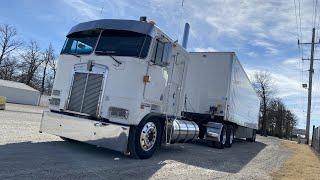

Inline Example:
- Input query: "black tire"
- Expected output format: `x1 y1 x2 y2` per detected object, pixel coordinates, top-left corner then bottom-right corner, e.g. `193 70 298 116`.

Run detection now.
214 125 226 149
252 130 256 142
128 118 162 159
225 125 234 148
246 130 256 142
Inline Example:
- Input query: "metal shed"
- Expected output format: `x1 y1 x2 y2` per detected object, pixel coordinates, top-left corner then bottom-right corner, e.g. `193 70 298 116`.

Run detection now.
0 79 40 106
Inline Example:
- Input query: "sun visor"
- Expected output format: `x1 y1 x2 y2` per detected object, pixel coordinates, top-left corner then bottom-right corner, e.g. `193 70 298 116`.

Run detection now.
67 19 155 37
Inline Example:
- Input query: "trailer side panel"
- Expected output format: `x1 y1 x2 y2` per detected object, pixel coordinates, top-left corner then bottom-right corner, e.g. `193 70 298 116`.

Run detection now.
227 55 259 129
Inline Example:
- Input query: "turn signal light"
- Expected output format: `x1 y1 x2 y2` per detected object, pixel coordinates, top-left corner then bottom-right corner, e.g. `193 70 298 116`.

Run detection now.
143 75 151 83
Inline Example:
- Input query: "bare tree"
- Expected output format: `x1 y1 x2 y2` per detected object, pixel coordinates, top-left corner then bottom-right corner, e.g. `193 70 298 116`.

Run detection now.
266 98 297 139
284 110 297 139
252 71 274 136
0 24 23 66
20 40 43 86
41 44 55 94
0 57 18 80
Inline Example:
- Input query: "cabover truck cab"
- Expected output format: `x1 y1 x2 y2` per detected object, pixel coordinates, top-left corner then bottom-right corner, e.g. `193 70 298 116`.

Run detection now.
40 18 194 159
40 18 260 159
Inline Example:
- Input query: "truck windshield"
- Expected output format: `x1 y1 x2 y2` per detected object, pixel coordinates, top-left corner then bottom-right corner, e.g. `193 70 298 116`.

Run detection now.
61 30 100 55
95 30 151 58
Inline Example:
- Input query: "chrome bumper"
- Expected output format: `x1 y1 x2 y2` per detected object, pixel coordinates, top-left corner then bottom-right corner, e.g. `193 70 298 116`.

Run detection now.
40 111 130 153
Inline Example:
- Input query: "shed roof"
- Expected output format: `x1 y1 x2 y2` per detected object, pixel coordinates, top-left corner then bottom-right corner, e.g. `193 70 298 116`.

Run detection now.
0 79 39 92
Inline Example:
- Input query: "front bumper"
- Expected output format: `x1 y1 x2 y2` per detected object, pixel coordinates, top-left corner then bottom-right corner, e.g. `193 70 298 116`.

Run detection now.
40 111 130 153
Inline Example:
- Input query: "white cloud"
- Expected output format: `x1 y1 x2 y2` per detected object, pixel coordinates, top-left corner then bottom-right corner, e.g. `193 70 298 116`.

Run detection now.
62 0 102 20
247 52 257 57
193 47 217 52
250 39 279 55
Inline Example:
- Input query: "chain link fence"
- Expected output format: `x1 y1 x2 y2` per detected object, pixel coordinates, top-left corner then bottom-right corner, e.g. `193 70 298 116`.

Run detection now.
311 125 320 153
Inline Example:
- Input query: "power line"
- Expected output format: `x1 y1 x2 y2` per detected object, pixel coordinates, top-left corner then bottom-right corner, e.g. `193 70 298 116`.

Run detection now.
295 0 320 144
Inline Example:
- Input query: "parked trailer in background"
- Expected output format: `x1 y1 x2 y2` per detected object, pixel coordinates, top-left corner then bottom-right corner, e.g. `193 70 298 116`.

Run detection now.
182 52 260 148
40 17 260 159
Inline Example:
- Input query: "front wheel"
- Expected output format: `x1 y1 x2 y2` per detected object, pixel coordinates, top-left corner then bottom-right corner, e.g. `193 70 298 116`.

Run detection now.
128 118 161 159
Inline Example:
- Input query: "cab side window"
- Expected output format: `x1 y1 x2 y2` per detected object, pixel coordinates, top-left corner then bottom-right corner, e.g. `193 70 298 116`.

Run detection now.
152 39 165 64
151 39 172 66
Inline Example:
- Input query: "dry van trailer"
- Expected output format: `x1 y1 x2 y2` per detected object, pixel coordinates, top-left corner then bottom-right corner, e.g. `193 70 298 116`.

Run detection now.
182 52 260 148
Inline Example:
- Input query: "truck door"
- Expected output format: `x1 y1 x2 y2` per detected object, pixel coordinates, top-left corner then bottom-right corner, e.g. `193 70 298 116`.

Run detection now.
143 38 172 108
165 53 186 116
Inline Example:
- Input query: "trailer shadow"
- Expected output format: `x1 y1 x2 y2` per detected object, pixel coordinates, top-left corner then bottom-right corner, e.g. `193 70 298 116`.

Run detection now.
0 139 266 179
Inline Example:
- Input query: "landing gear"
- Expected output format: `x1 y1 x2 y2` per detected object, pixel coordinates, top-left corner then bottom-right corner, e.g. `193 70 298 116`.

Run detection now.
128 118 161 159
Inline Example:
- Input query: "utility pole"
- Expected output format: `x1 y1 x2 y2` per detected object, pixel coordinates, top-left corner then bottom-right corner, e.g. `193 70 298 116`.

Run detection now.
299 28 317 144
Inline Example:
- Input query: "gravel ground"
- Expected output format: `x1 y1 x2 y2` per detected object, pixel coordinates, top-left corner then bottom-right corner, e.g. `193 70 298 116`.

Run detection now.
0 103 292 180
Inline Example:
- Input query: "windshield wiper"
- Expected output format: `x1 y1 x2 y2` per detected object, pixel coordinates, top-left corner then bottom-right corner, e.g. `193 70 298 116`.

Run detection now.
95 51 122 65
110 55 122 65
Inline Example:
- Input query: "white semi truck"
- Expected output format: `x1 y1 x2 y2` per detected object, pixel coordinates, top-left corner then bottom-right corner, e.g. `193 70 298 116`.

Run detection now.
40 17 260 159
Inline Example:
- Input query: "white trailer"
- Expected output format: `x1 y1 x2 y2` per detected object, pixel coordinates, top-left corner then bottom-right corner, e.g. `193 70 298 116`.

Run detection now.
182 52 260 148
40 17 260 159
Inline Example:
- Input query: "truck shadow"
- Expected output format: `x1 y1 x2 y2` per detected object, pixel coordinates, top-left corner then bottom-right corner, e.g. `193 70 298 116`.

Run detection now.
0 139 266 179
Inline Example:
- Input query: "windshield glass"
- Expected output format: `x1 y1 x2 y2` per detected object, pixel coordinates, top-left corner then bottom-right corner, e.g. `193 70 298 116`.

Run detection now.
61 30 100 55
95 30 151 58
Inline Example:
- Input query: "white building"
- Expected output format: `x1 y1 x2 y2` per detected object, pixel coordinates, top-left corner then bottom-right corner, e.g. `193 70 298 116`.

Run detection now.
0 79 40 106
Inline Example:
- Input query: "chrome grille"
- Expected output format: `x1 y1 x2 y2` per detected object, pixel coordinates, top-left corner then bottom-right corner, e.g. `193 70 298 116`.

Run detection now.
67 72 104 116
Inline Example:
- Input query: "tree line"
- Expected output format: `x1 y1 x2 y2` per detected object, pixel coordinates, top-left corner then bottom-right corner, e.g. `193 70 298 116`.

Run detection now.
253 71 298 139
0 24 57 94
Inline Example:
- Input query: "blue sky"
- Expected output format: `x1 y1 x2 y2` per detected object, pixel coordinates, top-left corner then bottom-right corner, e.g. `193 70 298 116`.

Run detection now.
1 0 319 129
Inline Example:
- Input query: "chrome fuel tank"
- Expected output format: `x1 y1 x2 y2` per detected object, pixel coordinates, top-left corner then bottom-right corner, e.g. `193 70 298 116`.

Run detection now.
168 119 199 143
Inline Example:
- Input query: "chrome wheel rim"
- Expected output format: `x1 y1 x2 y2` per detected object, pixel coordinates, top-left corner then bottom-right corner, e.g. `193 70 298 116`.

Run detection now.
140 122 157 151
222 129 227 145
230 130 234 144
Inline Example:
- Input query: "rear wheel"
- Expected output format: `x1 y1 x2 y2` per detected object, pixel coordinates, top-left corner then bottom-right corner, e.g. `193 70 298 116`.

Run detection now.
246 130 256 142
128 118 161 159
215 125 226 149
225 126 234 148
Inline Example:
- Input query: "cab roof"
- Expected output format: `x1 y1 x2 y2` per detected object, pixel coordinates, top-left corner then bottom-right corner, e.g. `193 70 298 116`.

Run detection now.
67 19 155 37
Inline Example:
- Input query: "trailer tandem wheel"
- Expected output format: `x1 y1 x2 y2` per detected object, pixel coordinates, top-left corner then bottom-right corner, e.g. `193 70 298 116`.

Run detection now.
214 125 226 149
225 125 234 148
246 129 256 142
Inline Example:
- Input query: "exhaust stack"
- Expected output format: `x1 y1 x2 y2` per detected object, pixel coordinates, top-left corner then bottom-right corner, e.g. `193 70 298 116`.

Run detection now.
182 23 190 49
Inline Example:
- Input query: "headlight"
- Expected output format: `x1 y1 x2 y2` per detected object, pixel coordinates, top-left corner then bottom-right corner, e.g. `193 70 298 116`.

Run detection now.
51 90 61 96
108 107 129 119
49 98 60 106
